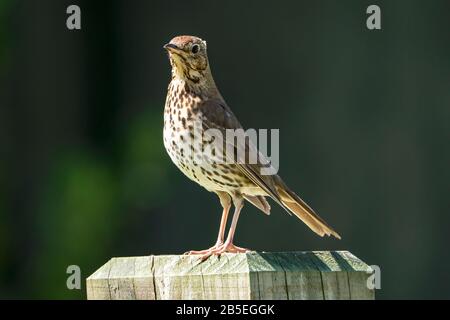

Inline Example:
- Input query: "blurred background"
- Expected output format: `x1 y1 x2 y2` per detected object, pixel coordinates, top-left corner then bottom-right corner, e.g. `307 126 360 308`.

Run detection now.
1 0 449 299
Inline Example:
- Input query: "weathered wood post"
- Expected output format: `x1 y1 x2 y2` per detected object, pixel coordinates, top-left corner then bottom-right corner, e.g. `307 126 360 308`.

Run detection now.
86 251 375 300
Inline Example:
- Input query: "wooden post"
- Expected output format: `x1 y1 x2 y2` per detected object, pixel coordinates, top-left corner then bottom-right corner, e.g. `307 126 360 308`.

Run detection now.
86 251 375 300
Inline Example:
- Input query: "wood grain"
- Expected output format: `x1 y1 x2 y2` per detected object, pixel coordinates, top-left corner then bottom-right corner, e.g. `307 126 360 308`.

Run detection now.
86 251 375 300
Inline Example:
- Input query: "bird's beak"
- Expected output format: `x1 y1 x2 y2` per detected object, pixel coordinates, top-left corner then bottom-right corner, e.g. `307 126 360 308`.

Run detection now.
163 43 182 53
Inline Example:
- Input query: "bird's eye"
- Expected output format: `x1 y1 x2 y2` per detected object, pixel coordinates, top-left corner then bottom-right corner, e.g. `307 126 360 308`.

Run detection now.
191 44 200 54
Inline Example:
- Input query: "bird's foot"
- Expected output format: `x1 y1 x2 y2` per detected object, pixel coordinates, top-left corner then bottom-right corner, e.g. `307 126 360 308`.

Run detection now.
200 241 251 261
184 241 223 255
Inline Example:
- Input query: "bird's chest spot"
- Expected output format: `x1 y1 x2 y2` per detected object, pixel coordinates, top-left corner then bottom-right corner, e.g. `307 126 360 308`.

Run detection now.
163 84 203 171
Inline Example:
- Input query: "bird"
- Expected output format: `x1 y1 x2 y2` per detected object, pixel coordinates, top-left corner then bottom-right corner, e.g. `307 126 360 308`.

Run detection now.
163 35 340 259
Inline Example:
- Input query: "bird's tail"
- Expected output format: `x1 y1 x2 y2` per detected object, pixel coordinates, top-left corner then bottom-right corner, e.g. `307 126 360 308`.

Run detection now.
274 177 341 239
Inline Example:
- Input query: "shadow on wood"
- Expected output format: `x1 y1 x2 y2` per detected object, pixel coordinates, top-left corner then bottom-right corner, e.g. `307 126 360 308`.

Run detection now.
86 251 375 300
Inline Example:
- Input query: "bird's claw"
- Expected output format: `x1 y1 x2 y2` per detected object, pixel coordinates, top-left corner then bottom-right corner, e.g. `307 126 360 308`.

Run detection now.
184 242 224 255
199 242 251 261
184 240 251 261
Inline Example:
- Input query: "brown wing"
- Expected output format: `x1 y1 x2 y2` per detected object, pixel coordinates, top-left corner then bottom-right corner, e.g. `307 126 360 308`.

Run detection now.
199 98 341 239
199 98 284 207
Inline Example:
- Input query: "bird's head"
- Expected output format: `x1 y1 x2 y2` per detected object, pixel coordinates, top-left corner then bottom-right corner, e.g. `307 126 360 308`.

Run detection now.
164 35 210 84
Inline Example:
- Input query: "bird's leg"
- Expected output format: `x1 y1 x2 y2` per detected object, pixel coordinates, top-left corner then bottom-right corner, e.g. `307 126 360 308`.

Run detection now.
184 205 230 255
214 201 230 247
219 197 250 253
185 192 231 255
201 196 250 260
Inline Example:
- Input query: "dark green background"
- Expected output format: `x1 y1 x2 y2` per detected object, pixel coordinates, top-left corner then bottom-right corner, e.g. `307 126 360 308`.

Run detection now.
1 0 449 299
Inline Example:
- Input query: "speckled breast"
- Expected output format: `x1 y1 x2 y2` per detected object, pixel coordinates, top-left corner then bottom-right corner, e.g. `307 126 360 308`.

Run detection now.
163 80 253 193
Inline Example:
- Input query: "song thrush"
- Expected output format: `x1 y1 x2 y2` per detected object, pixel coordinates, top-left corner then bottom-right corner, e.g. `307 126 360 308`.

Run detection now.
163 35 340 259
